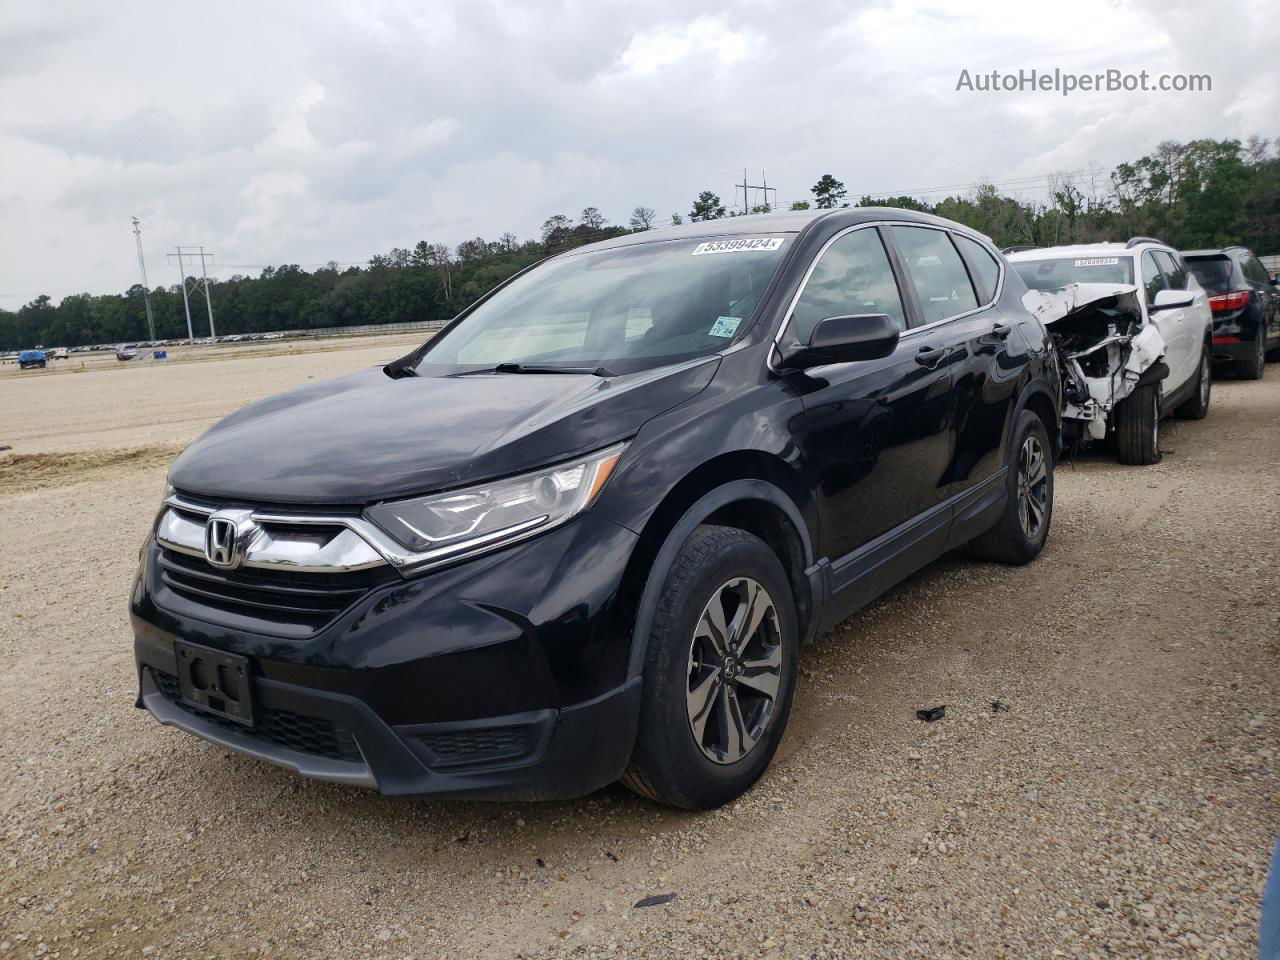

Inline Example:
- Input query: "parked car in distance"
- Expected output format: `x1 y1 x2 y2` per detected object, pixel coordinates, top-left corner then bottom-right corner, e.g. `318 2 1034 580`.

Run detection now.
1183 246 1280 380
131 208 1061 810
18 349 47 369
1008 238 1213 465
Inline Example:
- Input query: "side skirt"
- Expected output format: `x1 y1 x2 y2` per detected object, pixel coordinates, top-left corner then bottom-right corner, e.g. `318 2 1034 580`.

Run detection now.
815 470 1007 635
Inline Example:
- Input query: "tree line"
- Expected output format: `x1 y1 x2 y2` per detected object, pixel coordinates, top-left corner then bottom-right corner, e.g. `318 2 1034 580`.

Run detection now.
3 136 1277 351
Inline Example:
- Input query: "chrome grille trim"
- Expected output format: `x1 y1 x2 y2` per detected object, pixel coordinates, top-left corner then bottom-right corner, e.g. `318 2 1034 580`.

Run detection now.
156 500 388 574
159 491 560 577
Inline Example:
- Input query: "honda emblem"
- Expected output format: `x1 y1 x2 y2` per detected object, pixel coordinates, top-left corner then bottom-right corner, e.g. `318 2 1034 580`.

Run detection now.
205 513 248 569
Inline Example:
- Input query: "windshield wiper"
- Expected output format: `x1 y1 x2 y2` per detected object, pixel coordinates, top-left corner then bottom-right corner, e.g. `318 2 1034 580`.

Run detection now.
491 362 614 377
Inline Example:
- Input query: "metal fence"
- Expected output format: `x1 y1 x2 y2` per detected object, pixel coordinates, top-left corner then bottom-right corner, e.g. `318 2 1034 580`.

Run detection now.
262 319 450 339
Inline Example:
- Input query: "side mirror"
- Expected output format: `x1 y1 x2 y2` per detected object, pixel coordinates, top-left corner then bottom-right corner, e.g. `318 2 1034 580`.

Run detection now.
778 314 900 369
1151 288 1194 311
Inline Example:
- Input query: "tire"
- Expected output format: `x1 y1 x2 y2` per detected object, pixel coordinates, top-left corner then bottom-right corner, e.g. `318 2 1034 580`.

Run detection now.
621 525 799 810
1114 381 1161 465
1175 348 1212 419
1234 336 1265 380
968 410 1054 565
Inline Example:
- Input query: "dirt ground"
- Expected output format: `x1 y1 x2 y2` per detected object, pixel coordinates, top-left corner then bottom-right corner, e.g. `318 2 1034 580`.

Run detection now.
0 333 425 457
1 343 1277 959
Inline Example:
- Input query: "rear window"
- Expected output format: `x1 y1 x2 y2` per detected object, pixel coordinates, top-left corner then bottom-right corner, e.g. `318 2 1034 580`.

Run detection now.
1185 256 1233 295
953 234 1001 303
1013 255 1135 291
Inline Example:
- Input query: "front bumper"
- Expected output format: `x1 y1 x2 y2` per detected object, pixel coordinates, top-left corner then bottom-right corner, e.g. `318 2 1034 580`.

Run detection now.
131 513 645 799
136 658 639 798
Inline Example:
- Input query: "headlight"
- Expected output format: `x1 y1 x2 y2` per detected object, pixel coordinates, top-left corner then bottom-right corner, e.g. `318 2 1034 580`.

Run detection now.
364 443 626 561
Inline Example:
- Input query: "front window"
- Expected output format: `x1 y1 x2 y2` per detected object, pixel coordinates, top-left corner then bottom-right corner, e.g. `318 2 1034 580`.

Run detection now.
790 228 907 340
417 237 790 376
1013 255 1136 291
1141 251 1167 307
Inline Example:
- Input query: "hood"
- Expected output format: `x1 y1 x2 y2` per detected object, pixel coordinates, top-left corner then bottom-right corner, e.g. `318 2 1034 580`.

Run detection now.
169 358 719 504
1021 283 1142 326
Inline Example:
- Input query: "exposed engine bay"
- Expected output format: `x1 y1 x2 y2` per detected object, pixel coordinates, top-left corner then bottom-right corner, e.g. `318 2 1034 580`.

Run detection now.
1021 283 1166 442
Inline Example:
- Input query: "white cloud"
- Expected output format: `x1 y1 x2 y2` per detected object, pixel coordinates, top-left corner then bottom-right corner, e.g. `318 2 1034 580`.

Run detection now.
618 15 762 76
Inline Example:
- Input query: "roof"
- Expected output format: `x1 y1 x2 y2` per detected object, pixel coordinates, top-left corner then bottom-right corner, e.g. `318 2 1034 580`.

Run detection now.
559 206 976 256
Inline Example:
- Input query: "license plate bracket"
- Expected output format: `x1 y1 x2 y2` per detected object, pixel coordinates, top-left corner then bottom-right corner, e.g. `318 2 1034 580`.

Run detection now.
173 640 254 726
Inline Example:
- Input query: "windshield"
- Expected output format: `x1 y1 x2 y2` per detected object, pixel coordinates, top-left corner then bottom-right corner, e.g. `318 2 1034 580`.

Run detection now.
1185 256 1232 295
1013 255 1135 291
416 236 790 376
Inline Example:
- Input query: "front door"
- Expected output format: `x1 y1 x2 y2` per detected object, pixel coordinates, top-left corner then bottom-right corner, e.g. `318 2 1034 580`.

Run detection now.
1141 250 1194 391
783 225 953 564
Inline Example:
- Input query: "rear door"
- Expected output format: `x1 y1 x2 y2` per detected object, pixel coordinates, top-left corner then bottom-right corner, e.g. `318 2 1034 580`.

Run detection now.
784 225 953 565
935 230 1024 503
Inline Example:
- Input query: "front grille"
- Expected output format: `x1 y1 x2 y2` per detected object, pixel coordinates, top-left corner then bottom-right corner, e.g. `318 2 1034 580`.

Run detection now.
158 548 390 635
152 669 362 764
417 726 532 767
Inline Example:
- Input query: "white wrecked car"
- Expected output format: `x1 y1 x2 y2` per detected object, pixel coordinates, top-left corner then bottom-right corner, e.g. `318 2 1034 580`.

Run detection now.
1007 240 1214 465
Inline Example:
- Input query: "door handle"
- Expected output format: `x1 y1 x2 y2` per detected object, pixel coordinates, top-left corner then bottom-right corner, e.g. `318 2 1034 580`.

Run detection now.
915 346 950 369
989 323 1011 340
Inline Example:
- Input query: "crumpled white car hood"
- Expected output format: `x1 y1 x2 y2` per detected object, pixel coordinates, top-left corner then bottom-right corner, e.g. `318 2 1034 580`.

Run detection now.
1021 282 1144 327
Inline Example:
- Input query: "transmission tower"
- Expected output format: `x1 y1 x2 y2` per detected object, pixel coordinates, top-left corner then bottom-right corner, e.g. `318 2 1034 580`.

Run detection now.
131 218 156 340
167 245 217 340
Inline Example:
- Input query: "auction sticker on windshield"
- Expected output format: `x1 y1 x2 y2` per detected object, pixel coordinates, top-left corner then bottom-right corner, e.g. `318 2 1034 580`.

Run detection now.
708 316 741 338
1074 257 1119 267
692 238 785 255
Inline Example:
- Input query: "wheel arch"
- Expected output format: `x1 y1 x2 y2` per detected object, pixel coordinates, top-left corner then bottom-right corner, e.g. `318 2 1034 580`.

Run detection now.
617 452 819 681
1013 378 1061 462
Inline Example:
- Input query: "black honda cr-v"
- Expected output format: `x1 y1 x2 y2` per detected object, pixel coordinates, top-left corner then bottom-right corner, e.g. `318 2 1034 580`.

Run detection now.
131 208 1061 809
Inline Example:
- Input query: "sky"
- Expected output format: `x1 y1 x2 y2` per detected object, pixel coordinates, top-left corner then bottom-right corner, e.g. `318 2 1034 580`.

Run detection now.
1 0 1275 305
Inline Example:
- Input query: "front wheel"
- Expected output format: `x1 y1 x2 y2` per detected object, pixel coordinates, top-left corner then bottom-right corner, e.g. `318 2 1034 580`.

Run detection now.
969 410 1054 565
1114 382 1161 465
622 525 799 810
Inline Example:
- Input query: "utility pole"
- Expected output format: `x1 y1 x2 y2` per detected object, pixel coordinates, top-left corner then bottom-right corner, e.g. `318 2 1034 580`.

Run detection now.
169 248 195 342
131 218 156 340
736 168 779 214
167 245 216 340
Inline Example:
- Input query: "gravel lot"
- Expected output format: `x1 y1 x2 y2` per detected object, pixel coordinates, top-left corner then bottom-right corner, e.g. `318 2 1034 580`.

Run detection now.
1 343 1277 959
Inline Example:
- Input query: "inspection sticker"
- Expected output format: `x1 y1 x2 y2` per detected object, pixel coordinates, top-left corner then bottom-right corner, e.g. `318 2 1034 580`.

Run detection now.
708 316 741 338
691 237 784 256
1074 257 1119 267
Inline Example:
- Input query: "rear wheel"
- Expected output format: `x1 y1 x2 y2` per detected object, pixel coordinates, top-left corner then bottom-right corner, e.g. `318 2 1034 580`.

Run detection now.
1175 348 1212 419
1235 335 1266 380
969 410 1054 565
622 525 798 810
1114 382 1161 465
